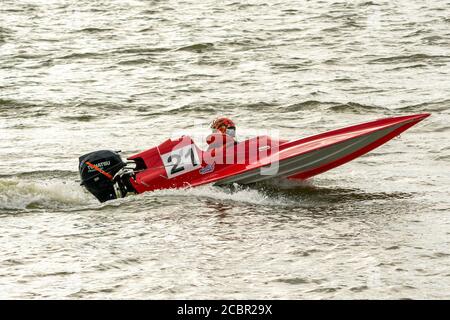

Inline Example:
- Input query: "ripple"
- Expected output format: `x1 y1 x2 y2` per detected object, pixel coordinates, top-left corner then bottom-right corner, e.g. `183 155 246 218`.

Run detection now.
398 100 450 112
387 64 428 71
386 245 401 250
0 98 36 109
117 58 151 66
328 102 382 114
115 47 171 54
57 52 103 60
75 27 114 33
283 100 386 114
284 100 332 112
0 26 13 43
307 287 338 294
357 1 379 6
60 115 96 122
369 54 450 64
175 43 215 53
275 277 309 285
350 285 369 292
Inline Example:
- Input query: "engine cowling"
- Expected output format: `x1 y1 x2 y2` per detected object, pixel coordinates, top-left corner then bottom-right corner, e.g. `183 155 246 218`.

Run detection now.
79 150 127 202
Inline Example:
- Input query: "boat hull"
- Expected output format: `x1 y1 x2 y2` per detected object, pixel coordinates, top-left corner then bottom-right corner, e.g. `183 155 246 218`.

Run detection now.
76 113 429 202
79 113 429 202
215 113 429 185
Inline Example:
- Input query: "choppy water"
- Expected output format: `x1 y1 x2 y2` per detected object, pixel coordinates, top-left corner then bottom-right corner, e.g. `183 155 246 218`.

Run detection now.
1 0 449 299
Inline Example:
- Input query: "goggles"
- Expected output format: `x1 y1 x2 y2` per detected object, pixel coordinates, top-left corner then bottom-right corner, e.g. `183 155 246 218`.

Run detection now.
226 127 236 137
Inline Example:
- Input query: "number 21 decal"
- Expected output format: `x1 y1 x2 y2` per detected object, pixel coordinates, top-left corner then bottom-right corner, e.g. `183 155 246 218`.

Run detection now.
161 144 200 178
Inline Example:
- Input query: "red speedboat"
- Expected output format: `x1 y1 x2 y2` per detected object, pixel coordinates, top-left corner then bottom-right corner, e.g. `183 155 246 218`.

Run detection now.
79 113 430 202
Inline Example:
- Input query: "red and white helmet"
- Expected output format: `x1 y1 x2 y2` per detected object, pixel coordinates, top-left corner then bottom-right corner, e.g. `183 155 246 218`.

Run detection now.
210 117 235 131
210 117 236 137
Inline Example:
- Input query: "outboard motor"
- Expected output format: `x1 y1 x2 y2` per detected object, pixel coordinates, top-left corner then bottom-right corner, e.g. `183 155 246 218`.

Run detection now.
79 150 135 202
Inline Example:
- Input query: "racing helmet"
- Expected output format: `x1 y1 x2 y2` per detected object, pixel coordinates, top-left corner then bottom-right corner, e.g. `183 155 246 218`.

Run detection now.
210 117 236 137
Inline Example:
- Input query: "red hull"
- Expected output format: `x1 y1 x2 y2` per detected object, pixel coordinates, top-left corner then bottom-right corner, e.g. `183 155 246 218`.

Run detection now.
127 113 430 193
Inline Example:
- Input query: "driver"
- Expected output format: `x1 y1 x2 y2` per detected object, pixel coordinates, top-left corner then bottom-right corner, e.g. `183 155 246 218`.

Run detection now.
206 117 237 151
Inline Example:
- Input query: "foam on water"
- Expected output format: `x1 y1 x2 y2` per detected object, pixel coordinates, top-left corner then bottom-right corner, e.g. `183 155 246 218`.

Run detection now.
0 176 304 212
0 177 94 211
143 183 299 207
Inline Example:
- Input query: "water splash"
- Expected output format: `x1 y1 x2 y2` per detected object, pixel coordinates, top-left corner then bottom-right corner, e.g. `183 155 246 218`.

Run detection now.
0 178 94 211
144 184 299 207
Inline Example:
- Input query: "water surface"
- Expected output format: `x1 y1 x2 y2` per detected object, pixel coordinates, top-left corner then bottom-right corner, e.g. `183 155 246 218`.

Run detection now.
1 0 449 299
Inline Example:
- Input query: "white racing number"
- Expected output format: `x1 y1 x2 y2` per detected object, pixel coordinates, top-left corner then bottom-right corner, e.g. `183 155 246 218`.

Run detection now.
160 144 201 178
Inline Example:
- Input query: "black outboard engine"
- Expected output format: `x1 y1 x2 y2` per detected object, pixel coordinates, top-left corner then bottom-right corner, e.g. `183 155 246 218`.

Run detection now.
79 150 135 202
